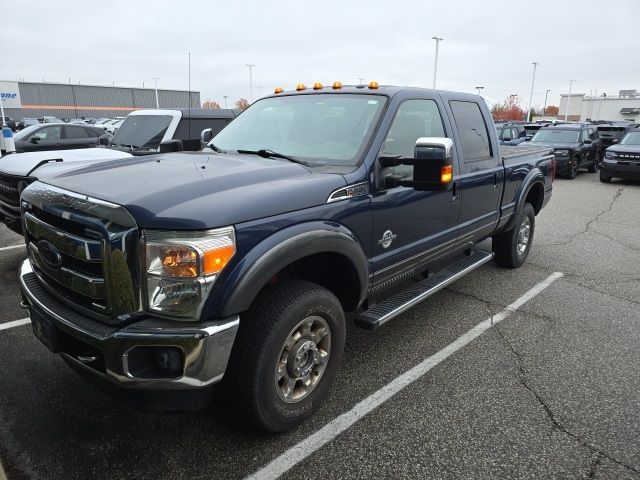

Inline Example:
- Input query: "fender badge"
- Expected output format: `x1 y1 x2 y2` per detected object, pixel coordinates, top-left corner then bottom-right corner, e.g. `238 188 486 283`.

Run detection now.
378 230 397 249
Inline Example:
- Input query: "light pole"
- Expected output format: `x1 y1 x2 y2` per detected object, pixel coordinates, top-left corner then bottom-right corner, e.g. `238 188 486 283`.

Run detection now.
357 77 365 86
223 96 228 109
564 79 576 121
432 36 443 89
245 64 256 102
526 62 538 122
475 86 484 96
151 77 160 109
257 86 263 98
543 89 550 116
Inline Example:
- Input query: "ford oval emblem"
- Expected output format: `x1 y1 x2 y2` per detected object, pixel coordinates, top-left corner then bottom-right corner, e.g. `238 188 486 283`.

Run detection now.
37 240 63 269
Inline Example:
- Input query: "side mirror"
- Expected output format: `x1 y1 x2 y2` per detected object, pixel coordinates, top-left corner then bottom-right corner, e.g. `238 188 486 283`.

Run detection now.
200 128 214 145
159 139 184 153
30 135 41 144
98 134 110 146
583 138 592 144
503 136 512 142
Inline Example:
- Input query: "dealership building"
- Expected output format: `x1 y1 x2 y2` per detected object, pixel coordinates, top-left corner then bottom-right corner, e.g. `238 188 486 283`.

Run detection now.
0 80 201 120
557 90 640 122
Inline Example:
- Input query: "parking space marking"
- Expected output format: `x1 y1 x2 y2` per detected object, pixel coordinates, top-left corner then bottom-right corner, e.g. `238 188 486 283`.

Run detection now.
0 244 24 252
0 318 31 331
246 271 564 480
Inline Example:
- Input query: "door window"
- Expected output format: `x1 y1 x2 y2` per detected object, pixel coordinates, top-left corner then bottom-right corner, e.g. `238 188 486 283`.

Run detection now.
589 128 598 140
380 99 446 178
32 126 62 141
65 126 90 139
449 101 492 162
581 129 589 142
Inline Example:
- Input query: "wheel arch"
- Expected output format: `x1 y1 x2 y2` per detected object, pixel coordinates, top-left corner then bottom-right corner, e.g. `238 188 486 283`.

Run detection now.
215 222 370 318
503 169 545 232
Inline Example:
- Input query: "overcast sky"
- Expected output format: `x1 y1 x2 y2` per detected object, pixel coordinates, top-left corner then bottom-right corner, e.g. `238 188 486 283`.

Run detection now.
3 0 638 109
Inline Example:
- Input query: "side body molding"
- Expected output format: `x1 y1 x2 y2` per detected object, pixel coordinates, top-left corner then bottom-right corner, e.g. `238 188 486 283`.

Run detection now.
216 222 370 317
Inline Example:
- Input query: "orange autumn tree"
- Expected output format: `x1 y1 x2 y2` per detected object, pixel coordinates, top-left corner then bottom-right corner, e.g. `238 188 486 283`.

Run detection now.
202 100 221 109
545 105 559 116
491 96 526 121
235 99 250 110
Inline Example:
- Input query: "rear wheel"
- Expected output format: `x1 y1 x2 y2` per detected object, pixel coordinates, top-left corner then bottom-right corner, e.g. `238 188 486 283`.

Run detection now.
227 279 346 432
588 153 600 173
599 168 612 183
493 203 535 268
567 156 579 179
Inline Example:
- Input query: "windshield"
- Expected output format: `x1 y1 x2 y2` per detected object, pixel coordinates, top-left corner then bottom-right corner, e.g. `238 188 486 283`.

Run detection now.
530 129 579 143
14 125 41 141
620 132 640 145
110 115 173 150
210 93 387 166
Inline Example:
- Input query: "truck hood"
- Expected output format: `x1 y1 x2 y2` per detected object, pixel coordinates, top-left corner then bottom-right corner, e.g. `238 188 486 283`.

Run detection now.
36 152 347 229
0 148 132 176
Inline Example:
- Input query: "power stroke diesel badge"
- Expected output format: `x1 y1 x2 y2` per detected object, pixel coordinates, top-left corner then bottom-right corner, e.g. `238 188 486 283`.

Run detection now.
378 230 397 249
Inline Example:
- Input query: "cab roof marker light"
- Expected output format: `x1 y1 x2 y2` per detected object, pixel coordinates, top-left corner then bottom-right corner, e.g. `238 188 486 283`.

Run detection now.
368 81 379 90
332 81 343 90
274 87 284 94
313 82 323 90
296 83 307 92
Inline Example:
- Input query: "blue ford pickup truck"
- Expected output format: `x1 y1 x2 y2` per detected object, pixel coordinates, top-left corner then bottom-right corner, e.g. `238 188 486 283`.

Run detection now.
18 84 554 431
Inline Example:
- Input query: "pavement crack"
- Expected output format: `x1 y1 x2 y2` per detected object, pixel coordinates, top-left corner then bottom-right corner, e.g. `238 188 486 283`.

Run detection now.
537 187 624 248
495 323 640 477
586 452 603 479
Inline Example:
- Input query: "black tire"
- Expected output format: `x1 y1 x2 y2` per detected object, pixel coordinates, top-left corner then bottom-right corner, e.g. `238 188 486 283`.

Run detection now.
588 153 599 173
567 156 579 179
492 203 535 268
226 279 346 432
599 168 612 183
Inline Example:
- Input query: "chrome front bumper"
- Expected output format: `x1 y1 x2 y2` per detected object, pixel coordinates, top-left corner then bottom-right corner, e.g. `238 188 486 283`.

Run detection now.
19 260 239 391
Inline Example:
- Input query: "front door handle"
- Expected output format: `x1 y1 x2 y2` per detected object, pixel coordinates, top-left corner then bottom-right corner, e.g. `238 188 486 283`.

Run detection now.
493 172 499 190
452 181 460 202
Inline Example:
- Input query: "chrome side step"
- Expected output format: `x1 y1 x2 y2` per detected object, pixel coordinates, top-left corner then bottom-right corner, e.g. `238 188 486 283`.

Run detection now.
355 250 494 330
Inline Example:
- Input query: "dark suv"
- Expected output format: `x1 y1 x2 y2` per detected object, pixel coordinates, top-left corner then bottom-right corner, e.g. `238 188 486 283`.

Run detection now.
525 123 601 179
600 127 640 182
596 122 631 149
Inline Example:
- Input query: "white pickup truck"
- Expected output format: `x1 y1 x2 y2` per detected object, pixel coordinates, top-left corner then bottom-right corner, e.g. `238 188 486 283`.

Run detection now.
0 108 237 234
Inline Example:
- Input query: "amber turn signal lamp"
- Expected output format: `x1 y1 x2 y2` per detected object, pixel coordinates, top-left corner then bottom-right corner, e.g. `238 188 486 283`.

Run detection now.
332 81 343 90
368 81 379 90
274 87 284 94
440 165 453 183
203 245 236 275
296 83 307 91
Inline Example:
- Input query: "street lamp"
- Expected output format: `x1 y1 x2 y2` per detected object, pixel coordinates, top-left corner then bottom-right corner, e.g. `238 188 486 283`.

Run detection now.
151 77 160 109
475 86 484 96
245 64 256 102
223 96 228 109
526 61 538 122
564 79 576 121
543 89 551 116
432 36 443 89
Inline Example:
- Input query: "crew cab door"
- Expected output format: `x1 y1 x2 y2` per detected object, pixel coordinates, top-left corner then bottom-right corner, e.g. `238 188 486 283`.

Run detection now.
370 97 461 285
446 98 504 243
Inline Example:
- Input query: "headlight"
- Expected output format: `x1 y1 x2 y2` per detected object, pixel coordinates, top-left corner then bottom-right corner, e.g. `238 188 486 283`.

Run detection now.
554 149 569 157
605 151 617 159
143 227 235 319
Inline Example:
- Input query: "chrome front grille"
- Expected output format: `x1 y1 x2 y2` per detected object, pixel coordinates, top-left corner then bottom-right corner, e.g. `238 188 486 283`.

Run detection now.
21 182 141 325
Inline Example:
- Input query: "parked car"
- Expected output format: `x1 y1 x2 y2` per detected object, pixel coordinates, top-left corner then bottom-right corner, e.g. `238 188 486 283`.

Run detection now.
0 108 237 234
40 116 65 123
2 117 18 131
600 127 640 182
525 123 601 178
596 122 633 149
17 84 554 431
10 123 105 154
19 118 40 130
497 123 527 145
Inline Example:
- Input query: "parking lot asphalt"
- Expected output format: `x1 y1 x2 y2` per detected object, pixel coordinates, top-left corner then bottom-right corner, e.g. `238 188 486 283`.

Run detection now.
1 173 639 480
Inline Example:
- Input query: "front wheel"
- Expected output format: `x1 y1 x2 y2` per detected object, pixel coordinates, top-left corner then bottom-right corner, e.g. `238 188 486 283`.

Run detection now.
227 279 346 431
599 168 612 183
492 203 535 268
567 156 579 179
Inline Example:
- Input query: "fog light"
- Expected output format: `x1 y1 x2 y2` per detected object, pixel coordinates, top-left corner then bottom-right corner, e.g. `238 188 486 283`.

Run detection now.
155 348 182 375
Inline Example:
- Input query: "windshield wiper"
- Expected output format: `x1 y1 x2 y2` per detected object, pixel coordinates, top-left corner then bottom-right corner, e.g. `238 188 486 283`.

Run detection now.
236 149 311 166
208 143 225 153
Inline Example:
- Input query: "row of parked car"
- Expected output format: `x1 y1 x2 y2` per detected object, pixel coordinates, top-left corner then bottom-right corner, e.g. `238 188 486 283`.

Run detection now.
495 119 640 182
2 116 126 135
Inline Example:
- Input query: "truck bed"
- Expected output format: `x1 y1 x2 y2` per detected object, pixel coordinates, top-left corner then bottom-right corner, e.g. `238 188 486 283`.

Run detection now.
501 144 553 162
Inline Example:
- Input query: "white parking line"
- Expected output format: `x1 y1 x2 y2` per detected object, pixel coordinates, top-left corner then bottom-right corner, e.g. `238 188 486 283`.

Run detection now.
246 271 564 480
0 318 31 331
0 244 24 252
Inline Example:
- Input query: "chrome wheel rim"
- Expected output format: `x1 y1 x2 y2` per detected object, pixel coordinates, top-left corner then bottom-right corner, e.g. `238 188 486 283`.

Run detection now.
517 217 531 256
275 315 331 403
